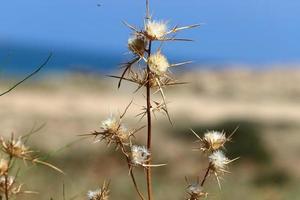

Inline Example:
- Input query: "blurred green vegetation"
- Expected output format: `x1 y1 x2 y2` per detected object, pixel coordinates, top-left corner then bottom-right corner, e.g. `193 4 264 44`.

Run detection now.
173 120 272 164
253 168 290 187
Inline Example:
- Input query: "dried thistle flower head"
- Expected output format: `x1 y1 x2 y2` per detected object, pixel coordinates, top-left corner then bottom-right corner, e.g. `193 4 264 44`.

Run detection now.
101 117 119 133
145 20 168 40
87 181 110 200
101 116 129 142
209 150 230 174
128 34 147 56
202 131 227 152
191 130 229 153
0 176 22 197
130 145 150 167
208 150 238 187
0 159 8 176
148 51 170 76
0 136 32 160
186 183 207 200
0 135 63 174
94 116 131 148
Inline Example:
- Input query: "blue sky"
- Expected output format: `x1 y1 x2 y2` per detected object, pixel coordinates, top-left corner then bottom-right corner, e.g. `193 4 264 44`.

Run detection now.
1 0 300 68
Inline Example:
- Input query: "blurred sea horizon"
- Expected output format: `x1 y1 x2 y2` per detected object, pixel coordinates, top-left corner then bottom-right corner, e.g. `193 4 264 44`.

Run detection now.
1 0 300 75
1 41 300 76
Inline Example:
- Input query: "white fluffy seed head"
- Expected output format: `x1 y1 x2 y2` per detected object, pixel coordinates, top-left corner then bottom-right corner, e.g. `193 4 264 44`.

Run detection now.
202 131 227 152
130 145 150 166
87 188 109 200
101 117 119 133
99 116 131 147
148 51 170 76
208 150 229 173
128 34 147 56
187 183 203 195
145 20 168 40
87 190 100 200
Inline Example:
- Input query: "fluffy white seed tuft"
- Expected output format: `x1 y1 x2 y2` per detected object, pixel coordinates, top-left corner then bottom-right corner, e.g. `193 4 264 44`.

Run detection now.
101 117 119 133
202 131 227 151
148 51 170 76
130 145 150 166
87 188 109 200
145 20 168 40
208 150 229 173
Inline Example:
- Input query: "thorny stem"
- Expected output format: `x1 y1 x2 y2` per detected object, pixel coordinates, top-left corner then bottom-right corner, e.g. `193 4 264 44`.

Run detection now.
145 1 153 199
200 165 211 187
146 40 153 200
120 145 145 200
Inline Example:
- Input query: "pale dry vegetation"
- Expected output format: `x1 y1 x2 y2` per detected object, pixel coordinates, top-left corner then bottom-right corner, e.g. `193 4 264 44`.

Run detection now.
1 68 300 199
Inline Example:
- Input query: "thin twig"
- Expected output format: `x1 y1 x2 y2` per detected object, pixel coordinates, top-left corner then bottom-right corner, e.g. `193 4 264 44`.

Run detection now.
146 0 150 21
4 153 13 200
63 183 66 200
0 53 52 97
200 166 210 187
120 145 145 200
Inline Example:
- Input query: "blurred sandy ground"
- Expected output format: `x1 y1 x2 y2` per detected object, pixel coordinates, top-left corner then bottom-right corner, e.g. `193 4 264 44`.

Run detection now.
1 68 300 200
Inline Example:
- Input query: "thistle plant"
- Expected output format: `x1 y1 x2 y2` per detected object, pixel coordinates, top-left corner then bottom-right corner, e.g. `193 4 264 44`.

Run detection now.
185 130 239 199
83 1 239 200
0 133 63 200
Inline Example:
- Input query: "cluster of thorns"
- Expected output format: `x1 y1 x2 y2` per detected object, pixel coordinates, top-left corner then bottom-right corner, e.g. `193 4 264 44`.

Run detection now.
0 132 63 199
110 19 200 124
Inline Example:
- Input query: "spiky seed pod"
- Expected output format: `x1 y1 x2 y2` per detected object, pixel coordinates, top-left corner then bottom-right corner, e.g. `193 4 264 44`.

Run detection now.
148 51 170 76
0 135 63 174
0 159 8 176
101 117 129 142
130 145 150 167
128 34 147 56
186 183 207 200
209 151 230 173
101 117 119 133
96 117 131 148
131 70 157 88
87 189 109 200
87 182 110 200
0 137 32 160
0 176 22 197
145 20 168 40
201 131 227 152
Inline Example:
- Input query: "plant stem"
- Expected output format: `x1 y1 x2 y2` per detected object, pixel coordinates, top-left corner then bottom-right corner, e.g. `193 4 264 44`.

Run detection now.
200 166 210 187
4 174 9 200
4 155 13 200
121 145 145 200
146 0 150 20
146 40 153 200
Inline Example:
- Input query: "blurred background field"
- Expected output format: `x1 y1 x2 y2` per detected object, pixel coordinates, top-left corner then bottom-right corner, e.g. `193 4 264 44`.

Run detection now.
1 69 300 200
